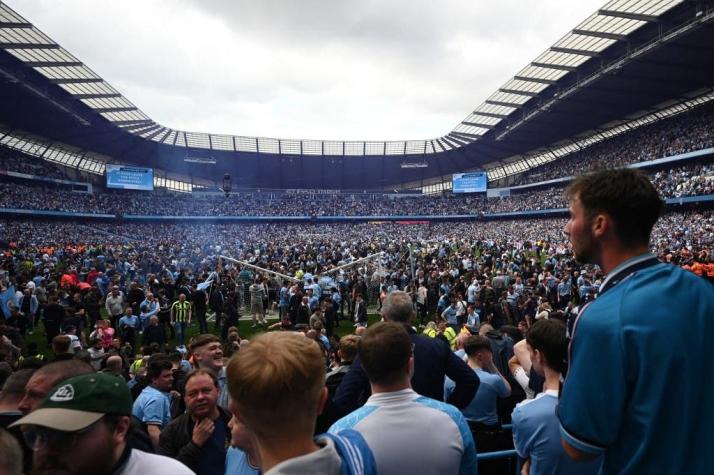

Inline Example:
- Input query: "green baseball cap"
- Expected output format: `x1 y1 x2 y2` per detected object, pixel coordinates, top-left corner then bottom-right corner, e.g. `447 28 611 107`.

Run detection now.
10 373 132 432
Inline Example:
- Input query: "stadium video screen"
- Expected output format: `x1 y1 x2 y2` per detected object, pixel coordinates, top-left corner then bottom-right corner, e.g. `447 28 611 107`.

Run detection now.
452 172 487 193
106 164 154 191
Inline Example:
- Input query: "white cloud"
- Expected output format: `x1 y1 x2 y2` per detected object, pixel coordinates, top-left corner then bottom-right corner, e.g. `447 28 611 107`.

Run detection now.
7 0 605 140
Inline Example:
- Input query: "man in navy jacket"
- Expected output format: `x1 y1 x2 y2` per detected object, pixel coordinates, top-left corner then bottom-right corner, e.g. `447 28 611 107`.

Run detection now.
334 291 479 415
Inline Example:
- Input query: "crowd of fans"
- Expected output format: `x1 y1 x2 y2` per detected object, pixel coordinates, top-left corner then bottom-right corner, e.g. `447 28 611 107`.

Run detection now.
0 159 711 217
511 102 714 185
0 211 711 473
0 151 71 180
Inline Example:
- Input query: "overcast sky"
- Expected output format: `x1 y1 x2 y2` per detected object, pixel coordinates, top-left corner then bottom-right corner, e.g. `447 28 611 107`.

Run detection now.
8 0 605 141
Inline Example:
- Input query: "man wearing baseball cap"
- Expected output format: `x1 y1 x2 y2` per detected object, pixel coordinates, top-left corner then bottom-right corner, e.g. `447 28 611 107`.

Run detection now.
11 373 194 475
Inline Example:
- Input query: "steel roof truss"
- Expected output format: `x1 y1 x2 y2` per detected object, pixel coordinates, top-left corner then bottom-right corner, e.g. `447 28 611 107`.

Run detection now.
140 126 165 139
498 88 541 97
51 78 104 84
472 111 510 119
0 42 58 49
598 9 658 23
446 134 470 146
451 131 481 140
0 23 32 31
91 106 137 113
530 62 579 72
461 121 496 129
512 76 559 85
485 100 526 108
441 136 461 149
26 61 82 67
72 93 122 99
549 46 601 57
112 119 152 127
571 28 628 41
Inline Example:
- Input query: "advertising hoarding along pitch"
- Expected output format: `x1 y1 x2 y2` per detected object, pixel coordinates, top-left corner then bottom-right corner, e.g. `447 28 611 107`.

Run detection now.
106 164 154 191
452 172 487 193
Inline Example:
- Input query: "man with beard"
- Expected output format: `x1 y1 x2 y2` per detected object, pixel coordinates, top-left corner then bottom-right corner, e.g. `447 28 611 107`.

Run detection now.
189 334 229 409
159 369 231 474
558 169 714 474
10 373 194 475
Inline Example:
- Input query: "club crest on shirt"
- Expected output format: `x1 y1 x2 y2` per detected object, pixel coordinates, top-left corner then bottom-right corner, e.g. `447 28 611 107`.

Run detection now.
50 384 74 402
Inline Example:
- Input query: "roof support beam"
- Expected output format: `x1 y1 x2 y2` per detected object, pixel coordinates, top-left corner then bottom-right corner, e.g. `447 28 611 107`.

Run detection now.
122 121 156 132
142 127 166 141
598 9 658 22
0 22 32 28
446 134 470 146
92 106 137 113
486 99 526 108
26 61 82 67
513 75 558 85
154 129 172 144
133 124 162 136
129 122 159 133
499 88 540 97
472 110 510 119
451 131 481 140
72 93 122 99
550 46 600 57
572 28 628 41
435 138 451 151
0 42 58 49
441 136 461 149
51 78 103 84
112 119 153 127
462 121 496 129
531 62 578 72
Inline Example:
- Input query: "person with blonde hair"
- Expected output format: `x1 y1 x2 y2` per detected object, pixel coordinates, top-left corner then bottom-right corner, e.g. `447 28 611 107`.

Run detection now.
226 332 375 475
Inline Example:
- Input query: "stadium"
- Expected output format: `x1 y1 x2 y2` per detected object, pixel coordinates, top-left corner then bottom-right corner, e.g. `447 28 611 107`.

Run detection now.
0 0 712 474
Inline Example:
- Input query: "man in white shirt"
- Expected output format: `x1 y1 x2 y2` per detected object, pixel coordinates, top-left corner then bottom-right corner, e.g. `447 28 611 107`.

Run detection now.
330 321 477 475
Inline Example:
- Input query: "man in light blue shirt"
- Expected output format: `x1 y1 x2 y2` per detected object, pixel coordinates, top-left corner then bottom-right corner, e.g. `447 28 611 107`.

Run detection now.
466 279 478 305
306 288 319 313
132 355 174 449
225 416 260 475
309 278 322 299
445 335 510 427
139 292 159 332
278 281 289 319
512 319 600 475
559 169 714 474
465 304 480 329
441 298 459 328
118 307 139 349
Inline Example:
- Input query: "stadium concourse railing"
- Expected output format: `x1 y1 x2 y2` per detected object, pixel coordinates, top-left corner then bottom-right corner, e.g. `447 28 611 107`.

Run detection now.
0 194 712 222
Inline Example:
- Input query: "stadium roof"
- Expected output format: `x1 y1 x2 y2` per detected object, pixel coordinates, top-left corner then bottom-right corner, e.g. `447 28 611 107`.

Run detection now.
0 0 689 154
0 0 713 189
